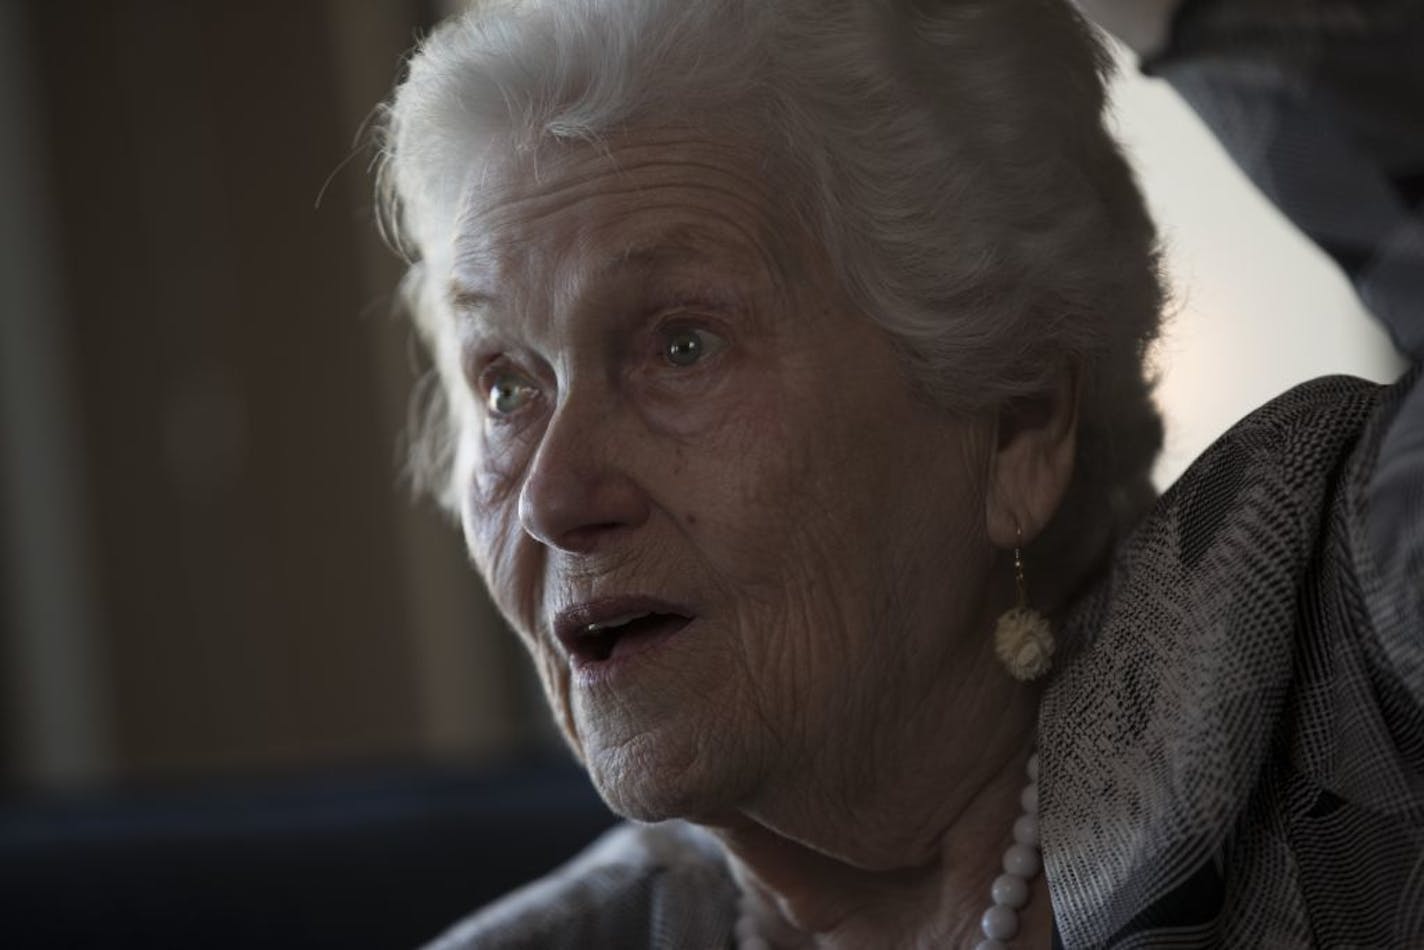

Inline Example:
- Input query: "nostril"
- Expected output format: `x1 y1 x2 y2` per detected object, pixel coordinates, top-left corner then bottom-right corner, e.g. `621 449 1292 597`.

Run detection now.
551 520 640 554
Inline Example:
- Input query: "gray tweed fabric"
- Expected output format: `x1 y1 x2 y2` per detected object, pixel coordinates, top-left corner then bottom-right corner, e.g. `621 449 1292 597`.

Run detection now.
1040 371 1423 949
426 820 738 949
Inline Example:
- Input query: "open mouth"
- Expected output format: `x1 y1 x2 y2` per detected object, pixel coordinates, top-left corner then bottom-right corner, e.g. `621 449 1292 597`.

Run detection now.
568 612 693 663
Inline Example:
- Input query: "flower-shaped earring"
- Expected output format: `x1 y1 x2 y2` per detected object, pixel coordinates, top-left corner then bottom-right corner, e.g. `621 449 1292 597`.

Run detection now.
993 525 1054 681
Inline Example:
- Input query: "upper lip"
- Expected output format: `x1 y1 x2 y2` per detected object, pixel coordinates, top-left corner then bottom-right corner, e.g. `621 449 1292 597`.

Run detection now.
551 595 695 657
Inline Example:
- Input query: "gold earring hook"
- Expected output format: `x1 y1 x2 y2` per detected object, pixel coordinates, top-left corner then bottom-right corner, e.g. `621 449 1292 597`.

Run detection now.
1013 524 1028 609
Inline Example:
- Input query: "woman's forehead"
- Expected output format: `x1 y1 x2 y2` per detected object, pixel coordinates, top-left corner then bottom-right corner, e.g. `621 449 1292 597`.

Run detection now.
447 134 801 311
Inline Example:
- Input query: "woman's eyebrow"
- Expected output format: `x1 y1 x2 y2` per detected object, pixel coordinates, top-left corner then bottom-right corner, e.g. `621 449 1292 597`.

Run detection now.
447 230 730 309
449 284 494 314
604 242 699 274
601 222 788 289
445 223 775 330
601 225 739 273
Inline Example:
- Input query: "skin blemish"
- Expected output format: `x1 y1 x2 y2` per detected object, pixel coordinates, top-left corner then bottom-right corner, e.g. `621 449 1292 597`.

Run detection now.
685 512 699 525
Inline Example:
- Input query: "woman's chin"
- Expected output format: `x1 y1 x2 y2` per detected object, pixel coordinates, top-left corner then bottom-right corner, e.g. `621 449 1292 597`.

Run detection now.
582 731 753 824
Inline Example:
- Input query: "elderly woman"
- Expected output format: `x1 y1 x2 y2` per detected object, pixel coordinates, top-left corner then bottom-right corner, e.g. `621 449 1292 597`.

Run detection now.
377 0 1423 946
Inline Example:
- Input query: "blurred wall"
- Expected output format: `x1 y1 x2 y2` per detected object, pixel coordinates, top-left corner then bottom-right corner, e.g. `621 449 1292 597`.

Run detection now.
1105 47 1407 487
1 0 539 791
0 0 109 787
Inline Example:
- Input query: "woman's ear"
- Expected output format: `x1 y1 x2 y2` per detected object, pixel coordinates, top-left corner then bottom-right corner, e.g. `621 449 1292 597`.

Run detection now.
985 363 1080 547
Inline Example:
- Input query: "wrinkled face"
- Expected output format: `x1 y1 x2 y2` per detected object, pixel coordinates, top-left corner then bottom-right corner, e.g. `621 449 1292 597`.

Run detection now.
443 130 997 821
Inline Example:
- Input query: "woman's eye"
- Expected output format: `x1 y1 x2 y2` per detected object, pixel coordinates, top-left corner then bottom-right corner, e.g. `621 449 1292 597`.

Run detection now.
485 372 537 416
662 327 726 367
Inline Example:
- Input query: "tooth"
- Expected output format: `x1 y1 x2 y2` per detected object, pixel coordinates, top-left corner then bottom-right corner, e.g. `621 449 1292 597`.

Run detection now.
586 611 651 633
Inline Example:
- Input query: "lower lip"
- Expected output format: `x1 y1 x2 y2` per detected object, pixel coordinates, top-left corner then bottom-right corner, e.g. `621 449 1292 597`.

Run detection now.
569 617 694 687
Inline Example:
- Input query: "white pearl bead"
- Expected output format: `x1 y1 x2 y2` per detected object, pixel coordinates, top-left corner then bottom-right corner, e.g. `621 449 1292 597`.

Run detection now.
1013 813 1039 846
1027 752 1040 782
991 872 1029 908
1020 782 1039 815
1003 842 1041 878
974 941 1007 950
981 904 1020 940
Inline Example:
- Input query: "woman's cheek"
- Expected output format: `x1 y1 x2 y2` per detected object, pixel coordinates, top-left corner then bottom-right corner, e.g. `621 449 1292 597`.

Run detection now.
465 413 541 547
470 411 543 502
464 455 545 646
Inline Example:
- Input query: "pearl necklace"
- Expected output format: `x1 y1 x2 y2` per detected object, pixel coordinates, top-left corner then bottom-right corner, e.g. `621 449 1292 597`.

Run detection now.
733 752 1043 950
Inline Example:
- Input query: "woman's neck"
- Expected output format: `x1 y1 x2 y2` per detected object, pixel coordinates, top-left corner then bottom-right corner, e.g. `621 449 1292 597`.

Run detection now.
709 689 1051 948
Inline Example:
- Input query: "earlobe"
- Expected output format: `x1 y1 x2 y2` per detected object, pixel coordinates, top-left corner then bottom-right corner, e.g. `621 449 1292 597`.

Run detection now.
985 364 1081 549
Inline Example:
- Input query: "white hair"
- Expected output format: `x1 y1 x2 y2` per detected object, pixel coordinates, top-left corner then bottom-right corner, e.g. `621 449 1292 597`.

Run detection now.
377 0 1165 601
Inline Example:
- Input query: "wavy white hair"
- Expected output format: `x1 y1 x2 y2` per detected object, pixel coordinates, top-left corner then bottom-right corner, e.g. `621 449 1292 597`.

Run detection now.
377 0 1165 604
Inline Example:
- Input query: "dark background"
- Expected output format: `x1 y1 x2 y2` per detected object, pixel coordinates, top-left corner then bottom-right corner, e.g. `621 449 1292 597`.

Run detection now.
0 2 611 946
2 0 548 791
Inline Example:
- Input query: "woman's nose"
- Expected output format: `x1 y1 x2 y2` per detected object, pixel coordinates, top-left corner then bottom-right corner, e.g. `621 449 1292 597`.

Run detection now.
516 395 651 553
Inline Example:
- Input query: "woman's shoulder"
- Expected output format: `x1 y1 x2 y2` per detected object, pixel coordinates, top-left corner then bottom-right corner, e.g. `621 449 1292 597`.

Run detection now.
423 820 737 950
1053 373 1396 668
1158 373 1385 537
1081 369 1417 655
1075 372 1396 626
1041 371 1424 948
